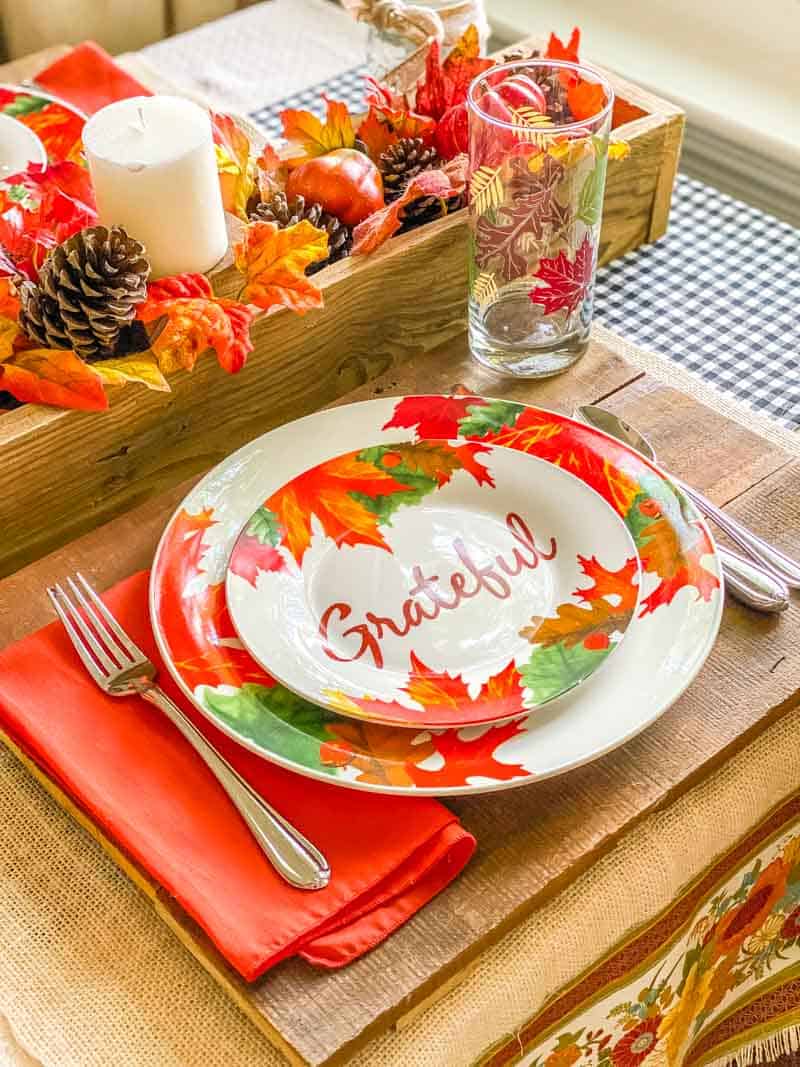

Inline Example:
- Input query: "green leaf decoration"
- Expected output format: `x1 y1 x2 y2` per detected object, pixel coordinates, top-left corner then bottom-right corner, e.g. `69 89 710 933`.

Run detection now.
3 95 50 118
472 270 498 308
520 640 611 703
6 185 28 203
458 398 525 437
246 505 283 545
202 682 338 773
577 156 607 227
351 442 443 525
469 164 504 215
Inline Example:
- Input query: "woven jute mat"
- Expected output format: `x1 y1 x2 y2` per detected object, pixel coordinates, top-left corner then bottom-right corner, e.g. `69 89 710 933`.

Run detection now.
0 323 797 1067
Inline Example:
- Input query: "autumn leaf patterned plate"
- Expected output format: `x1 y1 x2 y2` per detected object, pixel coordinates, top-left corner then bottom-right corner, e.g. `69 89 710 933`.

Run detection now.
225 438 640 728
0 86 85 167
150 395 723 797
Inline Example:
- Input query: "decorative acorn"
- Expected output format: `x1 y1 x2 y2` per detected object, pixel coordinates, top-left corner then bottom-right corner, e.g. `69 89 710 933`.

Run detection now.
378 137 439 202
250 192 352 273
18 225 150 362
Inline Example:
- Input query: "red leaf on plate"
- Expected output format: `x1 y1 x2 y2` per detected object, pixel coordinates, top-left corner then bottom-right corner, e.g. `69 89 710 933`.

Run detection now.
228 534 285 588
382 394 485 438
405 653 525 722
408 715 528 787
576 555 639 612
529 234 595 316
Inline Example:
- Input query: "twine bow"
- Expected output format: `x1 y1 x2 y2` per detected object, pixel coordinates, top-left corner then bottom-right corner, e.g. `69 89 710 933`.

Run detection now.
339 0 446 46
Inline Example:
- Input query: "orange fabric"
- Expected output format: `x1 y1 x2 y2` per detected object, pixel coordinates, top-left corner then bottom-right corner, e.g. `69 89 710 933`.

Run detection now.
0 571 475 980
35 42 152 115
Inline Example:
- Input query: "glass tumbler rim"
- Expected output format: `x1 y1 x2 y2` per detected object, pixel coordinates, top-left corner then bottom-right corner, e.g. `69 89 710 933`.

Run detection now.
467 59 615 134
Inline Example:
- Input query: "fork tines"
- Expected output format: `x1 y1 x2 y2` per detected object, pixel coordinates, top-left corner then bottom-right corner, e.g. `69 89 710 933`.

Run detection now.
47 573 142 682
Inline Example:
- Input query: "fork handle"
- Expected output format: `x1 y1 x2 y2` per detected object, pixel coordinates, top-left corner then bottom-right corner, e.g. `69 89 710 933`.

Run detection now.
137 683 331 891
678 478 800 589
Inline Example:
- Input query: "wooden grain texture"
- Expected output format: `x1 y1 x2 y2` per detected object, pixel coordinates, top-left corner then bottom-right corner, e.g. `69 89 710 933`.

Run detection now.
0 329 797 1067
0 43 683 577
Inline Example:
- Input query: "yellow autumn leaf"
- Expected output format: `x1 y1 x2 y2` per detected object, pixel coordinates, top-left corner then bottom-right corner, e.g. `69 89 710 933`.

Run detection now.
469 164 504 214
234 219 328 313
92 355 171 392
609 140 631 161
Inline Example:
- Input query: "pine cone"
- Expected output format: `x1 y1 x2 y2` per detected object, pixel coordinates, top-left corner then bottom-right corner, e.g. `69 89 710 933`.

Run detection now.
250 192 323 228
307 213 352 275
250 192 352 273
19 226 149 362
399 191 462 233
378 137 439 202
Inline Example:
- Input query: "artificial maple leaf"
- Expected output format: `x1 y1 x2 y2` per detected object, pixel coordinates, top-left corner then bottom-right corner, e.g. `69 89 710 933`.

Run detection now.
234 219 328 312
364 75 407 112
529 234 595 316
0 348 107 410
356 105 436 162
322 719 437 789
254 143 287 201
352 168 459 254
134 292 253 375
414 26 494 121
146 273 213 302
612 98 647 129
520 555 638 647
280 96 355 168
212 112 254 220
545 27 581 85
92 354 170 393
264 451 416 565
408 717 528 788
568 79 607 121
382 394 485 438
0 278 20 359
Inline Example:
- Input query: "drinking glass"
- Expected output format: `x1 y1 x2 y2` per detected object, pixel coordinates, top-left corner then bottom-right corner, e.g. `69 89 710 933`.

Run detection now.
467 60 614 377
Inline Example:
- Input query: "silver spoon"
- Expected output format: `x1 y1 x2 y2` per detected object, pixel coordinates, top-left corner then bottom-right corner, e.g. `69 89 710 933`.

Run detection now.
575 405 790 614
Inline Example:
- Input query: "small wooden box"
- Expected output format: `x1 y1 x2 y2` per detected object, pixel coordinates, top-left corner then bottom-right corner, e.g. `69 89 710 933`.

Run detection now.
0 40 684 577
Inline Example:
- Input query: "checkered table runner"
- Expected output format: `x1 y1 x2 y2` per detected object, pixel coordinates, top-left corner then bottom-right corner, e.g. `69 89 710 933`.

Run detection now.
250 69 800 429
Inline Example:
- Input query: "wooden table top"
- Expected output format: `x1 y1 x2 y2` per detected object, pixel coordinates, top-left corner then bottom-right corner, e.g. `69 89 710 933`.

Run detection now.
1 329 798 1067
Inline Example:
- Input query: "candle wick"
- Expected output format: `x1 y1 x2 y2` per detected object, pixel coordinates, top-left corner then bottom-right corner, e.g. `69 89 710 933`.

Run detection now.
136 106 145 131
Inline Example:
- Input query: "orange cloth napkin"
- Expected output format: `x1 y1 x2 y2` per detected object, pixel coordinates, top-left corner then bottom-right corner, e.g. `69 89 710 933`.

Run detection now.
35 42 152 115
0 571 475 980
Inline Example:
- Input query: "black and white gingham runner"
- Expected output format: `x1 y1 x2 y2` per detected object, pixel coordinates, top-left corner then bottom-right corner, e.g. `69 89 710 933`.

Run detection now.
250 70 800 429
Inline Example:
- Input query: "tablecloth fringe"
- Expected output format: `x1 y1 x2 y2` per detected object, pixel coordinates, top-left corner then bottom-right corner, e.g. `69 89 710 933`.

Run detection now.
708 1023 800 1067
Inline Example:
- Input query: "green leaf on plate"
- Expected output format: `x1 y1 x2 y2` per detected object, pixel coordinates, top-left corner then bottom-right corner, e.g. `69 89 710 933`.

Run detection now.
246 505 283 546
3 94 50 118
520 640 611 703
202 682 338 774
458 398 525 437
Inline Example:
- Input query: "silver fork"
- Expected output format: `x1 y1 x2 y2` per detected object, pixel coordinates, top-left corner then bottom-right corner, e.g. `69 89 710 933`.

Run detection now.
48 573 331 891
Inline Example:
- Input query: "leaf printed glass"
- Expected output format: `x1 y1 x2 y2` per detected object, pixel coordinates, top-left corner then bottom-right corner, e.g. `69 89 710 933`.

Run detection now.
467 60 614 377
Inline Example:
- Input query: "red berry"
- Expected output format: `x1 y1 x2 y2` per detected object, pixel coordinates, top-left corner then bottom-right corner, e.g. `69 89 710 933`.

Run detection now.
584 632 611 651
638 498 662 519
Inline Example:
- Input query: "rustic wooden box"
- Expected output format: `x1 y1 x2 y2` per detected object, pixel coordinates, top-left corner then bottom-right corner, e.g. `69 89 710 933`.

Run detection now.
0 40 684 578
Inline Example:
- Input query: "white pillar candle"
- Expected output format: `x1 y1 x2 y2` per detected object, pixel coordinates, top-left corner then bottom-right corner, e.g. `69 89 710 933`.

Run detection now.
0 114 47 178
82 95 228 279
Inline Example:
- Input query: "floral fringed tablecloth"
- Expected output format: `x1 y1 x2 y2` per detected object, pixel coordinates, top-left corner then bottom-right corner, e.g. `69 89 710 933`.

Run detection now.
484 795 800 1067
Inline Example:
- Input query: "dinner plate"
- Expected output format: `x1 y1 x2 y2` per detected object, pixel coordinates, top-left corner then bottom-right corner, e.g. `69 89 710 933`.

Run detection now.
226 438 640 728
0 85 86 167
150 395 723 797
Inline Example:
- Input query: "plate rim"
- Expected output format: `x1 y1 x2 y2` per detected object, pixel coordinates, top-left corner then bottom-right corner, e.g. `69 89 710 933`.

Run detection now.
149 394 725 797
224 437 643 728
